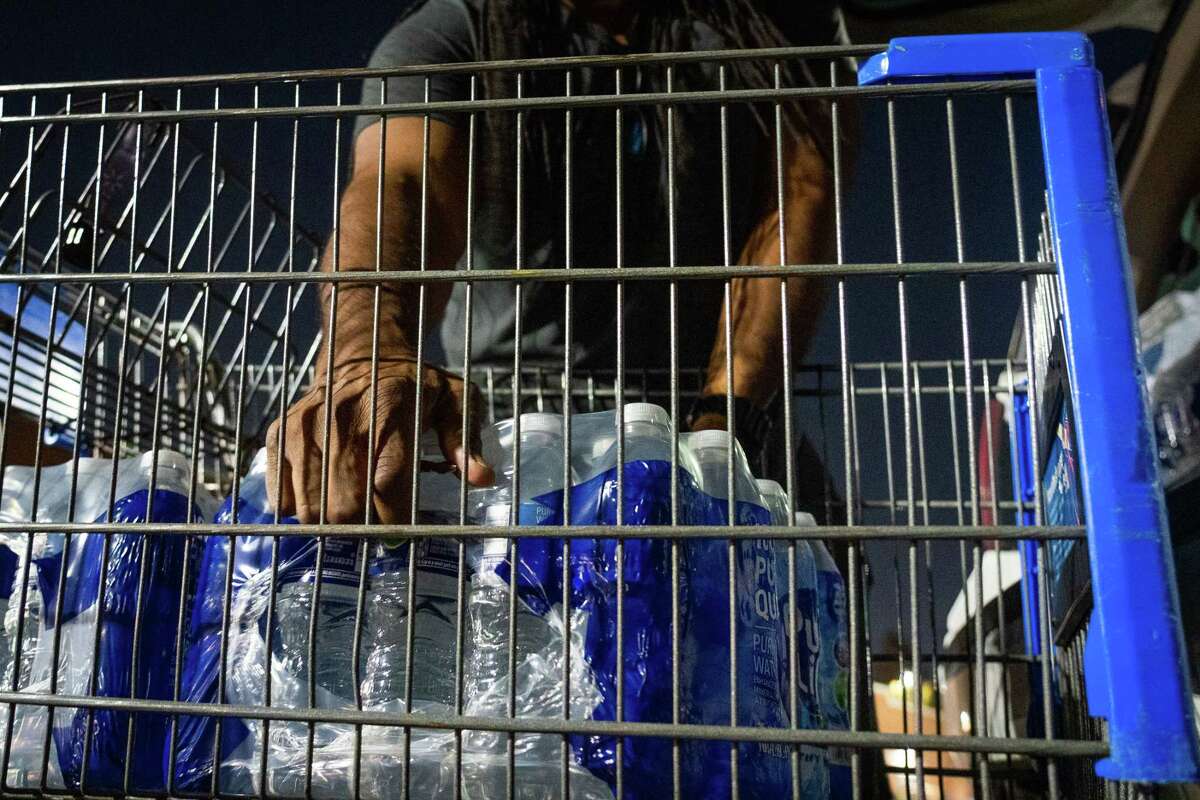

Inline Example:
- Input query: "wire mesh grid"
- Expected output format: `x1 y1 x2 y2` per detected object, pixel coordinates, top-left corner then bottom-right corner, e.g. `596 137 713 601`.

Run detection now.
0 43 1165 800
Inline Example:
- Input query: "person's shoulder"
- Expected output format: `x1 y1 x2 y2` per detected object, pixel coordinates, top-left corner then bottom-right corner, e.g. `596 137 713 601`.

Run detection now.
369 0 478 67
391 0 478 30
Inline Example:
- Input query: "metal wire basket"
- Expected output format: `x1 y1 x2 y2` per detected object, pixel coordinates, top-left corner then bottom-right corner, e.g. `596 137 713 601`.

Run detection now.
0 32 1194 800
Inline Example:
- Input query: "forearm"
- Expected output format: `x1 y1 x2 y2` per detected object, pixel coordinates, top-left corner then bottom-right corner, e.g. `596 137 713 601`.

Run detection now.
316 120 466 377
318 174 429 373
703 135 833 405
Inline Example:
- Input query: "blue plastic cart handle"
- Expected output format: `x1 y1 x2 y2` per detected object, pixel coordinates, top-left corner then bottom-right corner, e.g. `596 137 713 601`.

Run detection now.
861 33 1200 783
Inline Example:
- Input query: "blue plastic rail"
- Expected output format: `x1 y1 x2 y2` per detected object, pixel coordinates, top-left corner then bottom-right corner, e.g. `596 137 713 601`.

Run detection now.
860 33 1200 783
1005 385 1042 659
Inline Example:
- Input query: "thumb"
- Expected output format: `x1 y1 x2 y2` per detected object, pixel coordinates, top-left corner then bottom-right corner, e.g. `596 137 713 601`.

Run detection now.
431 372 494 487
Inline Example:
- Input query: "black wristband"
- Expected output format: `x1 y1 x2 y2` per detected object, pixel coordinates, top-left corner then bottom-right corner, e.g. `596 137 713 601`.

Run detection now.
685 395 773 459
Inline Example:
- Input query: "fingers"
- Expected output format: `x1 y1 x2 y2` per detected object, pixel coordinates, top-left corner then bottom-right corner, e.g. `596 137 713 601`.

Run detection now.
267 362 488 528
432 373 494 487
322 386 369 524
264 418 298 519
288 398 326 524
371 423 415 526
369 373 424 526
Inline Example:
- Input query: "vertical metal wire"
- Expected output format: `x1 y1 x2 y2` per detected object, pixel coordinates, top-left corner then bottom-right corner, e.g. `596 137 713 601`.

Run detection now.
121 87 180 796
613 64 627 800
399 74 435 800
828 60 864 800
1005 98 1028 265
202 82 261 798
879 100 907 800
943 93 996 800
178 85 254 800
882 366 912 800
983 361 1018 795
716 62 739 800
561 67 575 800
357 76 390 800
1020 280 1060 800
770 60 802 800
507 70 526 800
255 81 316 800
885 96 926 800
944 356 979 796
912 364 948 799
317 82 367 800
664 62 684 800
454 73 480 800
162 93 193 780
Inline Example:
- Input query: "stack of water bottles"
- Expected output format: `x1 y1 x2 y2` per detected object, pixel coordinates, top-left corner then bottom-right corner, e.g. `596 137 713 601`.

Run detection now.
0 403 851 798
0 450 219 793
461 404 852 799
171 445 463 798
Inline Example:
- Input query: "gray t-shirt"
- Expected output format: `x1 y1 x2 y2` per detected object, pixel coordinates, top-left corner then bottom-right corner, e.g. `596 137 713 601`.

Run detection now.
356 0 845 370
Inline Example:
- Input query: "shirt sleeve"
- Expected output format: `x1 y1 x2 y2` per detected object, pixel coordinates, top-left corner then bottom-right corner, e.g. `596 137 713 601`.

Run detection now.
354 0 478 139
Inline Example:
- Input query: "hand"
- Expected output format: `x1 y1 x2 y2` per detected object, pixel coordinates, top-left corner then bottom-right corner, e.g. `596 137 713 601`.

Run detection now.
265 357 494 524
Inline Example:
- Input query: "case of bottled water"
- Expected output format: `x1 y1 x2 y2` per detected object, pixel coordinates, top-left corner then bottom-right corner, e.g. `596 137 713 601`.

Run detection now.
0 418 849 800
0 451 216 793
462 412 609 800
172 448 460 799
467 407 820 798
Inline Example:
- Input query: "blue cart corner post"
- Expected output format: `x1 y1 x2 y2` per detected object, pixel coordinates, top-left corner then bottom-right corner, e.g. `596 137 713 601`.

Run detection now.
860 32 1200 785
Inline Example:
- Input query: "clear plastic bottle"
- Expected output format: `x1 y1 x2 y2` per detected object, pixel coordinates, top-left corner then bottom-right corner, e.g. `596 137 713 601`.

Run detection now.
788 509 829 797
514 412 568 520
360 534 461 712
754 479 788 528
595 402 704 520
682 430 789 796
466 501 556 717
462 414 570 799
271 542 361 718
687 429 768 522
812 526 851 799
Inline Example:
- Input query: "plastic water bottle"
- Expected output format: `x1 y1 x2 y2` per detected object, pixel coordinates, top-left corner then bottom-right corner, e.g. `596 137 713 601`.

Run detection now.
514 412 568 522
268 503 361 721
682 429 789 797
360 534 461 712
466 501 555 714
505 412 569 616
787 508 829 797
462 414 570 799
595 402 705 521
357 430 463 718
812 524 851 798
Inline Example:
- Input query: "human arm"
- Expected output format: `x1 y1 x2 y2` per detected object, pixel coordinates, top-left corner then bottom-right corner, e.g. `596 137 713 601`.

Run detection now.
266 117 493 524
692 130 835 442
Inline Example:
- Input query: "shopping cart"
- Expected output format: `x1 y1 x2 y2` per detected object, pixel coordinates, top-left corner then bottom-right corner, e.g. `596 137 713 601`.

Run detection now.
0 30 1194 800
